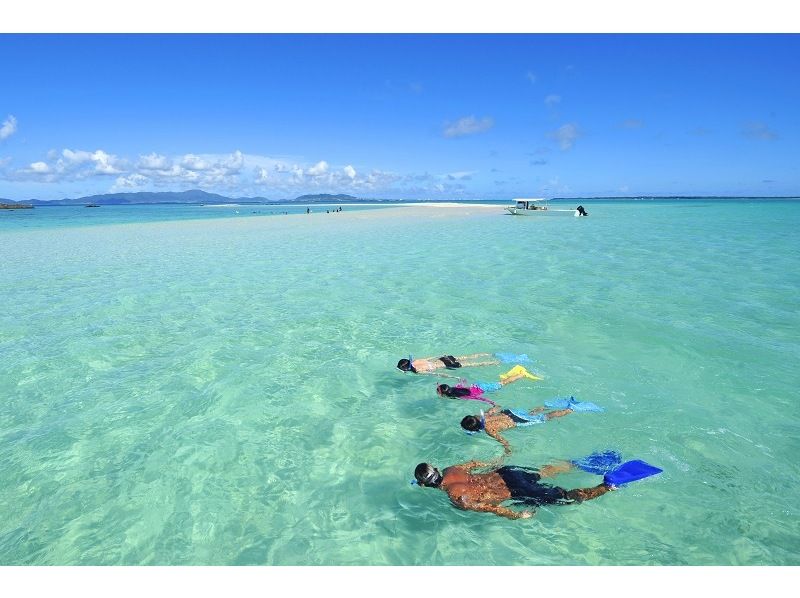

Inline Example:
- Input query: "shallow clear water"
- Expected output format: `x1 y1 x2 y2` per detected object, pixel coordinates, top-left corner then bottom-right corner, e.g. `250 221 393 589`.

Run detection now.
1 200 798 565
0 203 389 231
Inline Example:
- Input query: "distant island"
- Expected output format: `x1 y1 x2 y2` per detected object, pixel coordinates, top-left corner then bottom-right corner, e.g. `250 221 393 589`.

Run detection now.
0 190 399 206
1 191 797 207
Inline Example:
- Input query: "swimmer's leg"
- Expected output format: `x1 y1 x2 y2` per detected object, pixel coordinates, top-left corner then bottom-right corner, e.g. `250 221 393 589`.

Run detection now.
456 353 500 367
564 483 613 502
537 461 576 478
543 408 573 421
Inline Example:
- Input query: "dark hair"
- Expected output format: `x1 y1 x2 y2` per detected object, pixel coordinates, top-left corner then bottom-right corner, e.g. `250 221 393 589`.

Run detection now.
436 384 471 398
397 358 416 373
461 415 483 432
414 463 442 488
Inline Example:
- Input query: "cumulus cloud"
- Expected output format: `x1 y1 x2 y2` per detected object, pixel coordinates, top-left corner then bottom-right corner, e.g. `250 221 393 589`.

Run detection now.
4 147 462 197
0 115 17 140
443 115 494 138
743 122 779 141
307 160 329 176
181 154 210 171
622 119 644 129
544 94 561 107
255 168 270 184
549 123 581 150
138 153 172 170
112 173 149 190
91 150 123 175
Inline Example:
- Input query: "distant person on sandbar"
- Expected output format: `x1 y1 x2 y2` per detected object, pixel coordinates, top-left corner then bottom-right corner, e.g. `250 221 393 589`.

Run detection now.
460 396 602 454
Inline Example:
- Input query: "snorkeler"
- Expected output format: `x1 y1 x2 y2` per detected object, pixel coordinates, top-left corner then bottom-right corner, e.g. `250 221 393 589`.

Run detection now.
435 365 544 404
461 397 603 453
413 458 610 520
396 352 533 377
412 453 661 520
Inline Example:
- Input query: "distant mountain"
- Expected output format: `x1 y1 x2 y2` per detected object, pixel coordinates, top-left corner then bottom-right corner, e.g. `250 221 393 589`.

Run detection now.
7 190 383 205
22 190 241 206
293 193 359 203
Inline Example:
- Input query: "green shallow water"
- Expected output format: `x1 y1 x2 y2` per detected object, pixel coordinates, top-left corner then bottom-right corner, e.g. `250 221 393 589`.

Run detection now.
1 201 799 565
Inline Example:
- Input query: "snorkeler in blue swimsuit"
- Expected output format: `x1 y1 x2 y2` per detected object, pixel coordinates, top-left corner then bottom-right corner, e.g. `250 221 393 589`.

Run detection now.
460 397 604 454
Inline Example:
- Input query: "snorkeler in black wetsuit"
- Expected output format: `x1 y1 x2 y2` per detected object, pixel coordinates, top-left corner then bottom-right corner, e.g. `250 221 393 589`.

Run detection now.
413 459 613 520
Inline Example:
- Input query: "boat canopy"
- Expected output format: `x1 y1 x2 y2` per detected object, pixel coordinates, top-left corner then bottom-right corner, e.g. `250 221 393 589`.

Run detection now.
511 198 548 210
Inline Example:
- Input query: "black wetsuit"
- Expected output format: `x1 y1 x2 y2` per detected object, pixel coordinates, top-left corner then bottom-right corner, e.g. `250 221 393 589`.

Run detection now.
496 466 572 506
501 409 529 424
438 355 462 369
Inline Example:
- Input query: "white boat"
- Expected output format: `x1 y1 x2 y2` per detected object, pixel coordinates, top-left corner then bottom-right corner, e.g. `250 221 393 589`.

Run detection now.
505 198 550 215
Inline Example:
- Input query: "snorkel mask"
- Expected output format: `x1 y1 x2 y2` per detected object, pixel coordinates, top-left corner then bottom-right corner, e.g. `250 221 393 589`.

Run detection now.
397 354 417 373
411 466 443 487
462 410 486 435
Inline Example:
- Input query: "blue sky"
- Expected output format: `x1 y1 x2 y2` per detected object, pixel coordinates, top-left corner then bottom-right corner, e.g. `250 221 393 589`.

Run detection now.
0 34 798 200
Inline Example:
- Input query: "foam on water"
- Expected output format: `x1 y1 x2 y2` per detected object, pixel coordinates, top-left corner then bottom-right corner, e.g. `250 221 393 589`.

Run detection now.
1 201 799 564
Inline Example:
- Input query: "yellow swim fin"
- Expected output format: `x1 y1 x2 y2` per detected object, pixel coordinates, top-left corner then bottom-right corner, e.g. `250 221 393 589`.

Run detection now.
500 365 543 382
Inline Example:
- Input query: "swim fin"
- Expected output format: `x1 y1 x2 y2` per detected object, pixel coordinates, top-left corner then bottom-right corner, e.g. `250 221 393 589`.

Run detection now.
475 381 503 392
500 365 542 382
604 460 663 487
544 396 603 412
495 352 532 363
571 450 622 475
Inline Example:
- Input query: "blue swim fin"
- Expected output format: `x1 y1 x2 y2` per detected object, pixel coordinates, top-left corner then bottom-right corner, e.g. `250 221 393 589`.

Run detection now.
571 450 622 475
544 396 603 412
495 352 532 363
475 381 503 392
604 460 663 487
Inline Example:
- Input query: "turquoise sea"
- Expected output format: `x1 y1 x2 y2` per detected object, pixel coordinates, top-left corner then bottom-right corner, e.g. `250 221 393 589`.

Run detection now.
1 199 799 565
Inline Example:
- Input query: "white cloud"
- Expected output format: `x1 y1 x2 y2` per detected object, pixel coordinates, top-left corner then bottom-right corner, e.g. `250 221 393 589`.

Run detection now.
61 149 94 165
307 160 329 176
544 94 561 107
91 150 123 175
549 123 581 150
443 115 494 138
181 154 210 171
0 115 17 140
525 71 537 84
3 147 462 197
138 153 172 170
112 173 149 190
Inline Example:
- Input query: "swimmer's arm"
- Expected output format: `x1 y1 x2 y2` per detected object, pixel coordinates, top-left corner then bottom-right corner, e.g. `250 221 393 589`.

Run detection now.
486 429 512 454
459 457 504 472
457 498 532 520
